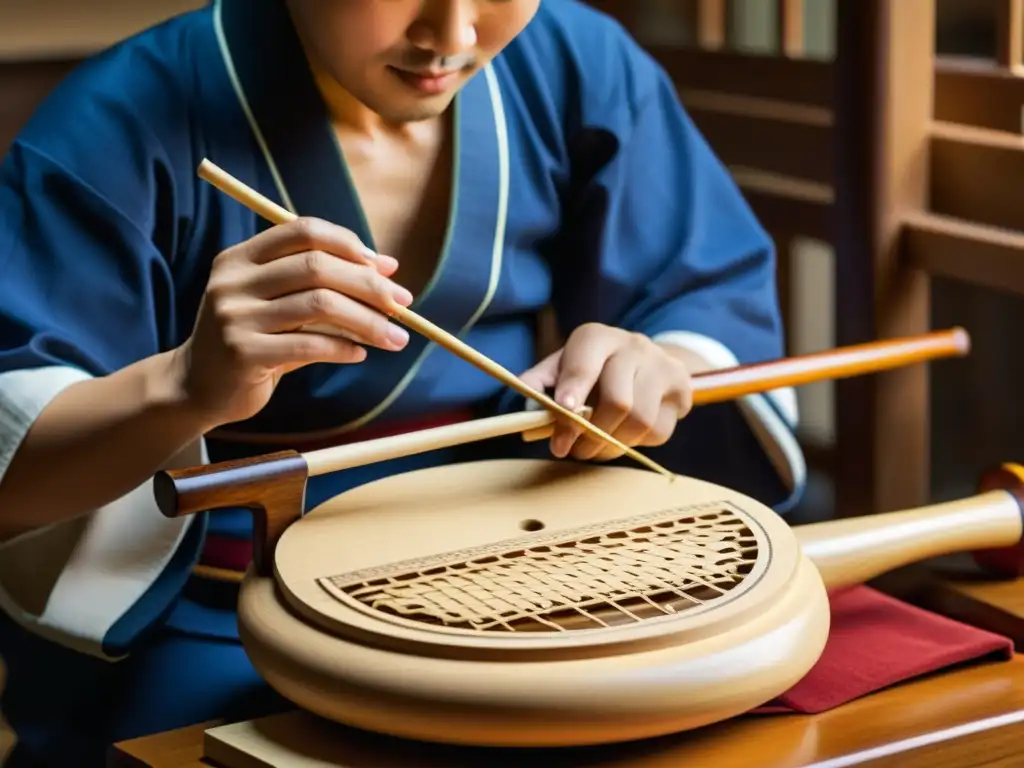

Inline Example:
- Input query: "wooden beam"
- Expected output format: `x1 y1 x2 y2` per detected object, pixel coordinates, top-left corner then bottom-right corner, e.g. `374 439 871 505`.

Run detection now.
930 121 1024 234
590 5 1024 136
997 0 1024 72
833 0 935 517
695 0 728 49
649 48 1024 137
904 212 1024 296
681 90 833 184
648 46 833 108
934 58 1024 134
778 0 805 57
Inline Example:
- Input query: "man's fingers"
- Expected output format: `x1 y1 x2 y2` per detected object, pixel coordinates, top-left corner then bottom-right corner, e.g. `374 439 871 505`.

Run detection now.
590 367 666 461
549 422 579 459
239 250 412 309
552 331 617 411
242 331 368 370
240 217 369 263
521 350 568 456
239 216 399 273
571 354 637 461
252 290 410 352
545 330 620 459
518 348 562 395
641 406 680 448
535 327 692 464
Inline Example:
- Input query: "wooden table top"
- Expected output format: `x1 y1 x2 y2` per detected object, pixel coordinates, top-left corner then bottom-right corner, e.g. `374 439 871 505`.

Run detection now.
108 563 1024 768
109 653 1024 768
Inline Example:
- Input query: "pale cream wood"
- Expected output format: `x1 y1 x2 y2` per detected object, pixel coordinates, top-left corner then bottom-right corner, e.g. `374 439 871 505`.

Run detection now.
241 548 830 748
203 714 419 768
223 457 1024 749
195 159 674 479
153 158 989 749
247 460 825 747
301 408 574 476
272 461 800 661
795 490 1024 592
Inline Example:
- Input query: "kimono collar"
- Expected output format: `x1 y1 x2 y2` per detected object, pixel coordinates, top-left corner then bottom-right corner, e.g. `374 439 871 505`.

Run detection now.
214 0 368 237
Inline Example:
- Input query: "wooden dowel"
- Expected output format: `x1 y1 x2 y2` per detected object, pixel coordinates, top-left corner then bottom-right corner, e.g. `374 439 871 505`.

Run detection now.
180 326 967 475
195 159 675 479
157 320 972 581
521 326 971 442
301 408 590 477
687 326 968 401
795 489 1024 592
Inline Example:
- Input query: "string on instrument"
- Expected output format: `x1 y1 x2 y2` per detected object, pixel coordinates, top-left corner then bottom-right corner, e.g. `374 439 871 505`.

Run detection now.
196 158 677 479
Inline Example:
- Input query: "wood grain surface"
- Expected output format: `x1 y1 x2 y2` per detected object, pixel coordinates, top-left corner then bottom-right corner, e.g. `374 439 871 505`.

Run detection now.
108 654 1024 768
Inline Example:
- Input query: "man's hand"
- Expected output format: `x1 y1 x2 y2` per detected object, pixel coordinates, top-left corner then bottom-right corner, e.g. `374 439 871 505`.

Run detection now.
519 323 704 461
176 217 413 429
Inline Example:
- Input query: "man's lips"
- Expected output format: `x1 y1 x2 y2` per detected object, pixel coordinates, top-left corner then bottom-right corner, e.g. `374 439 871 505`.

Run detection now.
390 66 462 94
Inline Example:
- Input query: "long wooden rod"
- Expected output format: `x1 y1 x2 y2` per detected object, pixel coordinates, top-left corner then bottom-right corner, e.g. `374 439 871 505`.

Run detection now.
166 324 971 584
287 327 968 476
522 326 968 442
691 326 967 401
196 159 675 479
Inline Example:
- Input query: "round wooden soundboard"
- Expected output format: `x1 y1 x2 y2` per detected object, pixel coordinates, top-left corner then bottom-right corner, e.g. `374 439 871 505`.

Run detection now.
151 324 1001 749
239 459 831 747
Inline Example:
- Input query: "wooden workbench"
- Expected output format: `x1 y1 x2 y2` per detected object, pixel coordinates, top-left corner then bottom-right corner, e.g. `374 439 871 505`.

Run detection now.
108 653 1024 768
106 565 1024 768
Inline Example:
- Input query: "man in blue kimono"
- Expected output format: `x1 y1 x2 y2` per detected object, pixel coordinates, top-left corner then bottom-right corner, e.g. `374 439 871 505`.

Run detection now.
0 0 804 764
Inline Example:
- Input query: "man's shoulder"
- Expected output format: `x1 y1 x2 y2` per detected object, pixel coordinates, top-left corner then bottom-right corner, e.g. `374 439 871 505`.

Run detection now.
15 7 218 153
1 7 223 231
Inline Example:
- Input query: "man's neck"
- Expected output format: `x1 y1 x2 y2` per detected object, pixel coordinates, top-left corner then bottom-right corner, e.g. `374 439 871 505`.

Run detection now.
310 66 383 134
309 61 444 143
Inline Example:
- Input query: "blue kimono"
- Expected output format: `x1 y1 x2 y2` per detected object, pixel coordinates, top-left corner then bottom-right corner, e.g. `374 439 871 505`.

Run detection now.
0 0 805 764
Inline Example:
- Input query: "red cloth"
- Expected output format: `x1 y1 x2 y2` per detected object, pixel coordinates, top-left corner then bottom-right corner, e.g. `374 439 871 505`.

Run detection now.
750 585 1015 714
200 536 254 572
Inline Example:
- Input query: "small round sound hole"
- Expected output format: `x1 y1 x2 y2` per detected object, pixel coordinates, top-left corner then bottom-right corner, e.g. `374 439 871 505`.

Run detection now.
520 519 545 532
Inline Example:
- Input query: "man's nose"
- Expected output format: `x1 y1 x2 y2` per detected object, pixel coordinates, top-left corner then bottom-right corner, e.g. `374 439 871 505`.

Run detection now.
407 0 479 58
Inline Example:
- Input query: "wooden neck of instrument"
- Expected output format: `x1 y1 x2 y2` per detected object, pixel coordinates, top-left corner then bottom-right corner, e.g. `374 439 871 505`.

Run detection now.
794 489 1024 592
153 450 310 576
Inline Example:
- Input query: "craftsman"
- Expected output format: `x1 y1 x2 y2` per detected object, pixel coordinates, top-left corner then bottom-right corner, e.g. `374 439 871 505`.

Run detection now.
0 0 804 764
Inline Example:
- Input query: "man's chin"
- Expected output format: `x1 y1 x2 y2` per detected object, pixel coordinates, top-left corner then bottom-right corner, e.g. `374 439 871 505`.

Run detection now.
375 91 459 123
